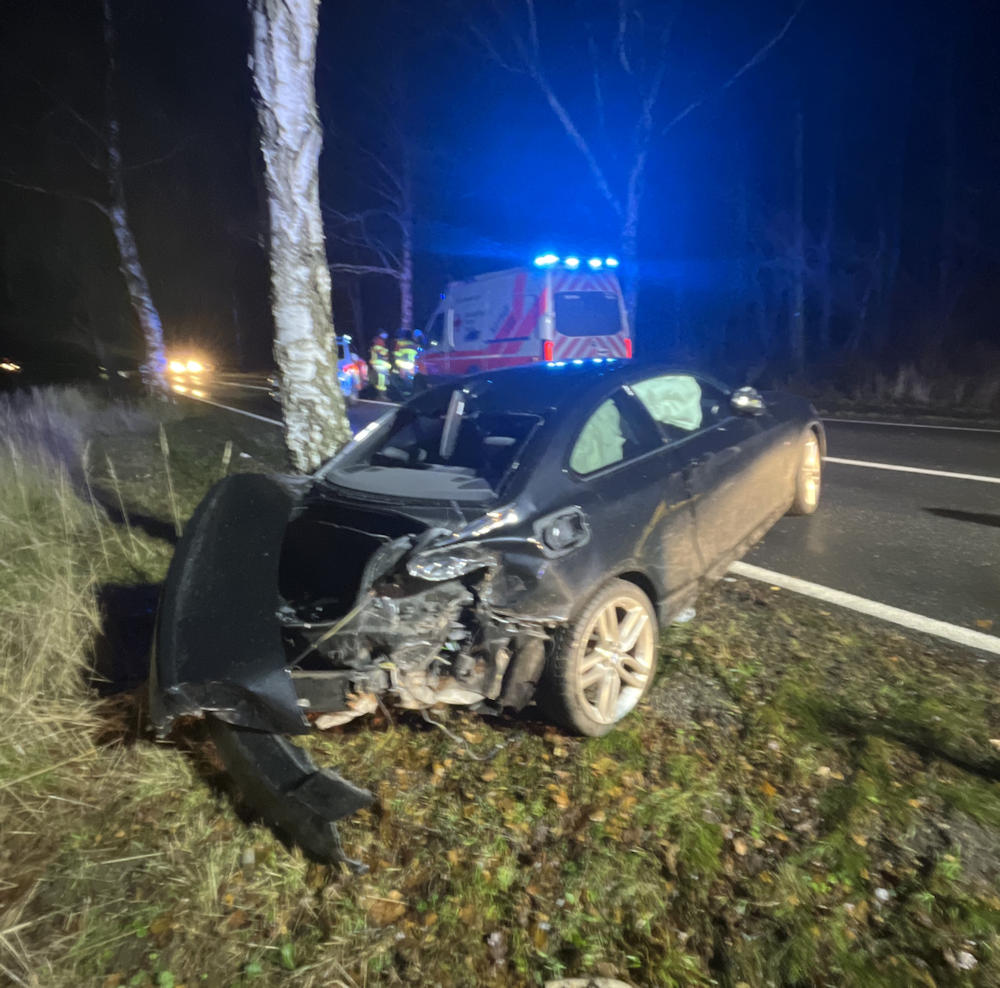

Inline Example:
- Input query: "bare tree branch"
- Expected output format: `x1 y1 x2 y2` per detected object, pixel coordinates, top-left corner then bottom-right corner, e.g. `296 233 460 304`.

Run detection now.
353 142 405 200
53 96 108 148
501 11 624 218
0 176 110 217
328 263 401 278
586 23 606 137
662 0 806 137
464 18 525 74
617 0 634 76
525 0 540 57
124 136 192 171
62 136 105 172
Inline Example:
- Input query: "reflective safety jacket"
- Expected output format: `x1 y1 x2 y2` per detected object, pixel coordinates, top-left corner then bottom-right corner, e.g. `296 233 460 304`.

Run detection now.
393 341 418 367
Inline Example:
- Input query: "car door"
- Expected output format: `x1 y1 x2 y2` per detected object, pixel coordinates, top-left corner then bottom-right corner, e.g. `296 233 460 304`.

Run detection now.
565 388 702 608
626 373 774 577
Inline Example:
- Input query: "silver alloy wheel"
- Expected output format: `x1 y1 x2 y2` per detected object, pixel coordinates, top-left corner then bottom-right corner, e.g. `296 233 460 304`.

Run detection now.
801 434 821 508
573 596 656 725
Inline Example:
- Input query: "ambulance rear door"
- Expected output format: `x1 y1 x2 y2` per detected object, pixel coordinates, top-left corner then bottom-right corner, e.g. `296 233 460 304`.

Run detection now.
550 270 631 360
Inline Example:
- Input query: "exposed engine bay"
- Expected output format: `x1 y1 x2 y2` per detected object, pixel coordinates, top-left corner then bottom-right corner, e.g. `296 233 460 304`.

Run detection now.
277 499 551 728
150 472 555 869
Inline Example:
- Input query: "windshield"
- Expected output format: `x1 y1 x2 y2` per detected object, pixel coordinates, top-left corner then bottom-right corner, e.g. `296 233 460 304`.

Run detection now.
326 393 542 502
554 291 621 337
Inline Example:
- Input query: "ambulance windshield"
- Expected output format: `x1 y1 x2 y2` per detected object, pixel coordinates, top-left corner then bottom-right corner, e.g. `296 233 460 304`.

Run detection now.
555 291 621 337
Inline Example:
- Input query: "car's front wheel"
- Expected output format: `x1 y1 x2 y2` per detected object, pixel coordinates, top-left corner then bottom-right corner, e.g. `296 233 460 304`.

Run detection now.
543 578 659 737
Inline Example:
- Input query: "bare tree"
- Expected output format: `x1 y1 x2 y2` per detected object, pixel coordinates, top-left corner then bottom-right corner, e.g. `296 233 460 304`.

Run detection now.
101 0 168 394
248 0 351 472
1 1 170 394
324 106 415 335
465 0 804 328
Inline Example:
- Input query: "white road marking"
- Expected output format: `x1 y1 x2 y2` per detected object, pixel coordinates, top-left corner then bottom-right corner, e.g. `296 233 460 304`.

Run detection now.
824 456 1000 485
825 418 1000 435
179 392 281 426
729 561 1000 657
213 380 273 392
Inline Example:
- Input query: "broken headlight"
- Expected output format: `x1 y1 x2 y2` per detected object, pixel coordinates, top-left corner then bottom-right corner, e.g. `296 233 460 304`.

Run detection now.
406 544 498 582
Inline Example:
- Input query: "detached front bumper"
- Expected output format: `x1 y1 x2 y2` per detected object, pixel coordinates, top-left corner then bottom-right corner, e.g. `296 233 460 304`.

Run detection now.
151 473 373 866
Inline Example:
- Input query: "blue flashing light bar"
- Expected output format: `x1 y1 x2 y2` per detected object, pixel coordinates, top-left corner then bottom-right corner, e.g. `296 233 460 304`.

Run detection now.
533 254 619 270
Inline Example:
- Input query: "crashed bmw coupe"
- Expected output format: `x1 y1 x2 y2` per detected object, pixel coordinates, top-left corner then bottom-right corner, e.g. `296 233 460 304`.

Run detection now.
152 360 824 863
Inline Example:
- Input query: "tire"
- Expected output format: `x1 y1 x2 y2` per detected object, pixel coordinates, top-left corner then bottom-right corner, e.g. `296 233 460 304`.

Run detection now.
788 428 822 515
543 578 659 737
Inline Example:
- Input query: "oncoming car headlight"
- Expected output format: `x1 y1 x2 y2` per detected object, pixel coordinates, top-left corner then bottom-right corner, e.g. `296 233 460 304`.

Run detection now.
406 545 498 582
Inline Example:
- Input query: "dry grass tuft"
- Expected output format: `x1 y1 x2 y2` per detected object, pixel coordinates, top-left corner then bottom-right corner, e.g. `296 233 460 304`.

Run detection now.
0 387 167 986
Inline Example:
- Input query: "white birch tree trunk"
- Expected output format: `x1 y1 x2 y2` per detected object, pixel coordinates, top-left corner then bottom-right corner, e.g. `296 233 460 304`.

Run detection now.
106 116 169 394
103 0 168 396
249 0 351 472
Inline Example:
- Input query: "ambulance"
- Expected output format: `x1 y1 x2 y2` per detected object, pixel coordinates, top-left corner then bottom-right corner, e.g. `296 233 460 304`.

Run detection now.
417 254 632 380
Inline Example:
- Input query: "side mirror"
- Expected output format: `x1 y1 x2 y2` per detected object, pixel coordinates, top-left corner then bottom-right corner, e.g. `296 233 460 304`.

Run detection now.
731 386 765 416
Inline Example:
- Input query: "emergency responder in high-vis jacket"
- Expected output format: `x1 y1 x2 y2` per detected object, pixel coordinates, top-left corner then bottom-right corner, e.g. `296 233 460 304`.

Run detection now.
393 332 418 381
369 331 392 394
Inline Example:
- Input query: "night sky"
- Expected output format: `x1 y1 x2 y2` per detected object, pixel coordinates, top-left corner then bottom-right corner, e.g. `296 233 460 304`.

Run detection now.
1 0 998 375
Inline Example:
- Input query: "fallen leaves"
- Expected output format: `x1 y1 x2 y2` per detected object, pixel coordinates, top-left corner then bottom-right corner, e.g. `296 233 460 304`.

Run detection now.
364 889 407 926
552 788 571 810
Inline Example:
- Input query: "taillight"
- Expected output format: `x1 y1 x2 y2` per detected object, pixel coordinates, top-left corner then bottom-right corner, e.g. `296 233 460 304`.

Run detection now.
543 340 554 362
624 338 633 359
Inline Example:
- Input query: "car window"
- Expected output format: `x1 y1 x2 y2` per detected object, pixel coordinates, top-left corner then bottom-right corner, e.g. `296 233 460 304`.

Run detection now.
570 400 624 474
630 374 730 441
569 391 657 476
346 397 542 494
554 291 621 337
631 375 703 432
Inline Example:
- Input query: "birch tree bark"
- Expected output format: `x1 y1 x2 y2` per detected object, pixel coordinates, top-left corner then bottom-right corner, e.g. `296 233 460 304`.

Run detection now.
249 0 350 472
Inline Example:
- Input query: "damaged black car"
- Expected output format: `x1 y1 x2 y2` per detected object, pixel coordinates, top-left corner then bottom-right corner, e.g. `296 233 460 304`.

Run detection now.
151 360 824 863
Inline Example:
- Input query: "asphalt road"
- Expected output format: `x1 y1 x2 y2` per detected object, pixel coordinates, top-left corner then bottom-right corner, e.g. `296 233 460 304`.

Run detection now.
198 373 1000 644
746 420 999 638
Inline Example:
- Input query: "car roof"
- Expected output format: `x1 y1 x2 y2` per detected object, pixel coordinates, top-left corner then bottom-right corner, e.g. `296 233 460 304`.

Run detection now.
427 360 731 416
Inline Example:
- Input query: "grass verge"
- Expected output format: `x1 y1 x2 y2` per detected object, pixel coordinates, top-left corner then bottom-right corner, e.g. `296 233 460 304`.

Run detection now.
1 388 997 987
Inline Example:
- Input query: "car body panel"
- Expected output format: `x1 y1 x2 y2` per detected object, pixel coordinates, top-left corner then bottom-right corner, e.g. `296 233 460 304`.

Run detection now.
151 360 823 864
